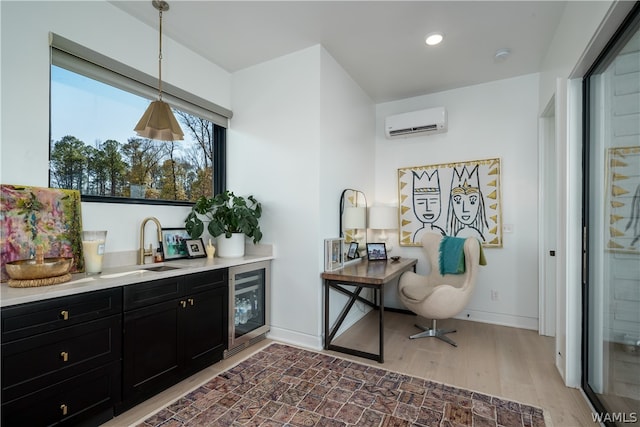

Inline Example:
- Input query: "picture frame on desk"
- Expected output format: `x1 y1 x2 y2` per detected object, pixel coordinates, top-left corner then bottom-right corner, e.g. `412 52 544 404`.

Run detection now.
186 238 207 258
367 242 388 261
346 242 359 259
161 228 190 260
324 238 344 271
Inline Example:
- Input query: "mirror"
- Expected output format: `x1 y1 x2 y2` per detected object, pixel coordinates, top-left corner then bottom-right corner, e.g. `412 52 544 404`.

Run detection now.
339 189 367 258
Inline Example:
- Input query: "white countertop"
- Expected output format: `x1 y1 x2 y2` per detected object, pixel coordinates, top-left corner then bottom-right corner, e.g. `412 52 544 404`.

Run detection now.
0 255 273 308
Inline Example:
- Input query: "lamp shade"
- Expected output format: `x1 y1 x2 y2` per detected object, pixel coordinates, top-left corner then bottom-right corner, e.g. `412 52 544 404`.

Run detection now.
134 100 184 141
343 206 366 229
369 206 397 230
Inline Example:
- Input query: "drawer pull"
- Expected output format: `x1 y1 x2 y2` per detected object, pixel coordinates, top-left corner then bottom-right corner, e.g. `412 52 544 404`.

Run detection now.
60 351 69 362
180 300 187 308
60 310 69 320
60 404 68 416
188 298 194 306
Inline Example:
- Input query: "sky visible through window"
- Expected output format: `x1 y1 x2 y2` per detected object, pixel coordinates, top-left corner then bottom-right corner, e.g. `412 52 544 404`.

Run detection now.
51 65 193 155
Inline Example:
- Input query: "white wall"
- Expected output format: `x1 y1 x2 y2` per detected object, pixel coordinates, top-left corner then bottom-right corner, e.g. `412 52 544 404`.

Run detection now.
375 74 541 330
230 45 374 348
0 1 230 254
538 0 615 113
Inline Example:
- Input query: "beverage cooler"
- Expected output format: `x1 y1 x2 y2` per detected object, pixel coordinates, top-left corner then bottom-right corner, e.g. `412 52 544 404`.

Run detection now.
225 260 270 357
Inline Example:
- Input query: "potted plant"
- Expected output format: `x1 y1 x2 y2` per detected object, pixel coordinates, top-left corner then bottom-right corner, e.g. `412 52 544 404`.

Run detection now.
185 190 262 257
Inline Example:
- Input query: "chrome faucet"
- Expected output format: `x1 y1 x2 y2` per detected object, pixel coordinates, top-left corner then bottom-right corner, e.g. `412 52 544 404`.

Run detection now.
138 217 163 265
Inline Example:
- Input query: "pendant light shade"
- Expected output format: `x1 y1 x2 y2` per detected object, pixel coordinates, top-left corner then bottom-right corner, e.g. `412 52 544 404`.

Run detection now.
134 100 184 141
134 0 184 141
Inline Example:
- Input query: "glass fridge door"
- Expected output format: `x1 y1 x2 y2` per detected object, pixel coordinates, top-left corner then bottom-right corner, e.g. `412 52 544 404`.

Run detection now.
228 260 270 353
233 268 265 337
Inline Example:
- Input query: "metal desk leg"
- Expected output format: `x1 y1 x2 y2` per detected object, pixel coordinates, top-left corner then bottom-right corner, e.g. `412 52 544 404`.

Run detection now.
324 279 329 350
379 285 384 363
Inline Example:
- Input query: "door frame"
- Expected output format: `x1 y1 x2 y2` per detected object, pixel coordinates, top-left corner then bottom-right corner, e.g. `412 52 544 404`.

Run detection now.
538 97 557 339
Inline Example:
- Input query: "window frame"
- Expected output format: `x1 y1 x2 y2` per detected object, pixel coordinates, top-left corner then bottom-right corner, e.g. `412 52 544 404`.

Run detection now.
49 33 230 205
581 3 640 424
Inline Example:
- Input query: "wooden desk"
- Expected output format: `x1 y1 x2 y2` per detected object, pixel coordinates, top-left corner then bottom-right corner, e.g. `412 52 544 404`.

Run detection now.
322 257 417 363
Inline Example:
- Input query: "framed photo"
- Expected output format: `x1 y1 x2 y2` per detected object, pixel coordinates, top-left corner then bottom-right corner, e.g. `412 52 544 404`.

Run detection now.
161 228 190 260
347 242 359 259
367 242 388 261
324 238 344 271
186 238 207 258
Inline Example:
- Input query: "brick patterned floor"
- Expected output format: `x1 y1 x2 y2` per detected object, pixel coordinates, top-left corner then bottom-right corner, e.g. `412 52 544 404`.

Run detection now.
137 343 546 426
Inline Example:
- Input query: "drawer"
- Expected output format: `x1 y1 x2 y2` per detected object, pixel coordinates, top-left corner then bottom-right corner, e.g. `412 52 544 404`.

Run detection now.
1 288 122 341
184 268 227 294
124 276 182 310
2 315 122 401
1 362 120 427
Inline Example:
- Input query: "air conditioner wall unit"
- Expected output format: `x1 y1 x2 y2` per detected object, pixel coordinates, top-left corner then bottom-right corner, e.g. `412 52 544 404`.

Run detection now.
385 107 447 139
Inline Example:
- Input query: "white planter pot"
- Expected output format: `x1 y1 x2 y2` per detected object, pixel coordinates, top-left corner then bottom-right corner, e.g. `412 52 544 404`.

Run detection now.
216 233 245 258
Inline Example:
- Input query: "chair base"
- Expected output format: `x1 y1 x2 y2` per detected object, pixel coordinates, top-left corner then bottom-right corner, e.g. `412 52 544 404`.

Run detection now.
409 319 458 347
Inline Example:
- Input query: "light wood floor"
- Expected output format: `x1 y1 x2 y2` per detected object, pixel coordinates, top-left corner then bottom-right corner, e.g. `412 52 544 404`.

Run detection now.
104 312 597 426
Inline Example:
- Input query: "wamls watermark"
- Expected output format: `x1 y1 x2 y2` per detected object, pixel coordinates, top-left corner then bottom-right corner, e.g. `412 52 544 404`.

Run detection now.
591 412 638 424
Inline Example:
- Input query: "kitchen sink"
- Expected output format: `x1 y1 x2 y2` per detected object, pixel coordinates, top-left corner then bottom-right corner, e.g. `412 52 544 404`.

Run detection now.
142 265 181 272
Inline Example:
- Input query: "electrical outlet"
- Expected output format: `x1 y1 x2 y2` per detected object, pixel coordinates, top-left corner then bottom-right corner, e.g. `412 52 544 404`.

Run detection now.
491 290 499 301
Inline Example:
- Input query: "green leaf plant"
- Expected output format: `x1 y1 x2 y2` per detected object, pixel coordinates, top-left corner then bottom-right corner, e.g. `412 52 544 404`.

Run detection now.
185 190 263 244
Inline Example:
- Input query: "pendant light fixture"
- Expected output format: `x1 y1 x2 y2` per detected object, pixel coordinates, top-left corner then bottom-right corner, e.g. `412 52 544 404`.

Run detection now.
134 0 184 141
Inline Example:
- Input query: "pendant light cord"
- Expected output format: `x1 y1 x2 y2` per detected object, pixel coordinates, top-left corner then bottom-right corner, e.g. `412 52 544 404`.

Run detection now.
158 8 163 101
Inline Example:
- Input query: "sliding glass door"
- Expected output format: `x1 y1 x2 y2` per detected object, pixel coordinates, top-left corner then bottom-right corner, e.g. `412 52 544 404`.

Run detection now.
583 5 640 425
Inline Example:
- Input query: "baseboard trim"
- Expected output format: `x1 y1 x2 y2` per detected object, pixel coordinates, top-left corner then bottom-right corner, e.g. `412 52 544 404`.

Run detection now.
267 327 323 351
454 309 539 331
384 307 538 331
267 309 539 352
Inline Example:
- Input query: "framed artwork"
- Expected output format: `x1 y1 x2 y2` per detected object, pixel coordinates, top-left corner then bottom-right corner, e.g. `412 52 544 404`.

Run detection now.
186 238 207 258
606 146 640 253
398 158 502 247
161 228 190 260
324 238 344 271
0 185 84 281
347 242 359 259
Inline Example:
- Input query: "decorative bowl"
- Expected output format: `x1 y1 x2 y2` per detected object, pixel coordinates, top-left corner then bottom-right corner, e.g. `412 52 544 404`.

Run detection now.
5 257 73 280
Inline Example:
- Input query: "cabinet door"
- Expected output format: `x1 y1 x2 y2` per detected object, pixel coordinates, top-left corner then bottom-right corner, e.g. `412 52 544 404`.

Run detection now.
2 315 121 403
122 299 180 407
182 285 228 374
1 363 120 427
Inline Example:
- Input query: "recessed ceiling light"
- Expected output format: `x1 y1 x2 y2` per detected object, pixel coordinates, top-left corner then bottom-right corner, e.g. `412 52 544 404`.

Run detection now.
425 32 444 46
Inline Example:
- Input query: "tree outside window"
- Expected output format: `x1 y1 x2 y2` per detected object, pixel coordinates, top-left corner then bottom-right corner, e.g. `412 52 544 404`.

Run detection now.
50 65 220 203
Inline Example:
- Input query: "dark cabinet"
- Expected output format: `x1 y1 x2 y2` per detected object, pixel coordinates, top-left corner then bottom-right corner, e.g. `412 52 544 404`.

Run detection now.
120 269 227 411
2 364 121 427
1 288 122 427
1 267 230 424
182 285 227 371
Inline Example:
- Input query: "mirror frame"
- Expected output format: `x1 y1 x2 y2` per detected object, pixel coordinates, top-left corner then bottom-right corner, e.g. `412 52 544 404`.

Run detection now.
339 189 367 258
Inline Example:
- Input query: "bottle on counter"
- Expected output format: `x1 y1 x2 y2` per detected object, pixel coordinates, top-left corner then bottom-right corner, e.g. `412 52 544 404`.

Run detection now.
154 247 163 263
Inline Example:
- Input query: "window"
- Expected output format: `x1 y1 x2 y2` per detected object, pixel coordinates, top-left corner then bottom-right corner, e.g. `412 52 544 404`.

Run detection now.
49 34 229 205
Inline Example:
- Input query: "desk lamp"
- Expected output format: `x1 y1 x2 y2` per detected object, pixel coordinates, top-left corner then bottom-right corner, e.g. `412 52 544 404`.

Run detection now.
369 206 398 251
